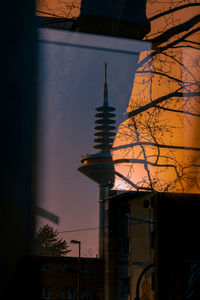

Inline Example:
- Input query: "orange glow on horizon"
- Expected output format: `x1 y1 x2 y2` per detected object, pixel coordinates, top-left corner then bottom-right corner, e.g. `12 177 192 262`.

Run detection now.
113 0 200 193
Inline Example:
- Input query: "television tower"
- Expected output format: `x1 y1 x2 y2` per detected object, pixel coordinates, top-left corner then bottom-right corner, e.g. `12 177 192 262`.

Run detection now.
78 63 116 258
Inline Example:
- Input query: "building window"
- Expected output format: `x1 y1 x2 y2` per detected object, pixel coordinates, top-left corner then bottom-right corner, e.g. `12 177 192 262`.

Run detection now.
62 265 73 272
80 266 92 274
150 231 155 249
120 278 130 296
62 288 74 299
121 205 130 217
121 238 130 256
80 289 93 300
41 287 50 299
151 272 155 291
41 264 51 271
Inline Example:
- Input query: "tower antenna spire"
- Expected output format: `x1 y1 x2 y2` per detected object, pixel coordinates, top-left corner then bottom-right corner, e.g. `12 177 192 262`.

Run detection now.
103 63 108 107
104 62 107 82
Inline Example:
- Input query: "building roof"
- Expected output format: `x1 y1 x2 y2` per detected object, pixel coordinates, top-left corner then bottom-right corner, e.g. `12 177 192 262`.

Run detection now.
37 16 79 31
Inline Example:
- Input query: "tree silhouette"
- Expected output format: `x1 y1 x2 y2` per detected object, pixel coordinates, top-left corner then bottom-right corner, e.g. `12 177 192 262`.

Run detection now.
35 224 71 256
113 0 200 193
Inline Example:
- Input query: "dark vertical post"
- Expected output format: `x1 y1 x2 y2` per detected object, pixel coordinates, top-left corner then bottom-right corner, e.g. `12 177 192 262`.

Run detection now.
105 196 119 300
78 242 81 300
99 185 108 258
0 0 37 299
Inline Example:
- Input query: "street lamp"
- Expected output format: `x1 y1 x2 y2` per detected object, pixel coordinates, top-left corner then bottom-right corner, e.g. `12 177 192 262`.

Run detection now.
71 240 81 300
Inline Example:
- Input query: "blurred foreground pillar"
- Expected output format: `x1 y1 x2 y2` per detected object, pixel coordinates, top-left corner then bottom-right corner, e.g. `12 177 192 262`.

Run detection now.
0 0 38 299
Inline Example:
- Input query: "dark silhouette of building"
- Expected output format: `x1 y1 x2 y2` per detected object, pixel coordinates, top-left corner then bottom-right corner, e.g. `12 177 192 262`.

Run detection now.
37 191 200 300
79 0 150 39
104 191 200 300
38 256 104 300
155 192 200 300
37 1 150 40
105 191 155 300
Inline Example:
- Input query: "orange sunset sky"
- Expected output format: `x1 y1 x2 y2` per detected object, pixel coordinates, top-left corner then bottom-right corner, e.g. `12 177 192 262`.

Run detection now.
113 1 200 193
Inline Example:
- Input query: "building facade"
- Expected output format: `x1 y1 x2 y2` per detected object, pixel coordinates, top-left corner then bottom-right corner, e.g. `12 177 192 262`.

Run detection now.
105 191 155 300
105 191 200 300
37 192 200 300
38 256 104 300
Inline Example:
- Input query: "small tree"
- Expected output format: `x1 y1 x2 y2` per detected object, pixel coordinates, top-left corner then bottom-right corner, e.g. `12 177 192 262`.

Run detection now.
35 224 71 256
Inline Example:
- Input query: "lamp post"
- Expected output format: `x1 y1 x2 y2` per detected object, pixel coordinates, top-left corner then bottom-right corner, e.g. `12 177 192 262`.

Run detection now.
71 240 81 300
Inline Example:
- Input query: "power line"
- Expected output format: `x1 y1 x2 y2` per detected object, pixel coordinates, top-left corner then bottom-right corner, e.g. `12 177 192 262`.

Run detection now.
58 227 100 234
58 222 148 234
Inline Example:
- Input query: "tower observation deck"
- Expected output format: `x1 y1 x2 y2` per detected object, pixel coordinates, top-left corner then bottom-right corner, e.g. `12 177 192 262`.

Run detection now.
78 63 116 257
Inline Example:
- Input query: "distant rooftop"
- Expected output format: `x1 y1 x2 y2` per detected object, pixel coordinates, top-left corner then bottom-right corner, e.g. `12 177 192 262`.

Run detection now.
37 16 79 31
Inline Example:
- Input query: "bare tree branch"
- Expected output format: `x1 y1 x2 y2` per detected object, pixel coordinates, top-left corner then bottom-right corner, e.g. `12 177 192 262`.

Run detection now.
113 142 200 152
136 70 187 84
158 26 200 51
114 171 153 191
150 14 200 47
161 52 198 82
149 3 200 22
115 1 200 192
156 105 200 117
128 91 200 118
